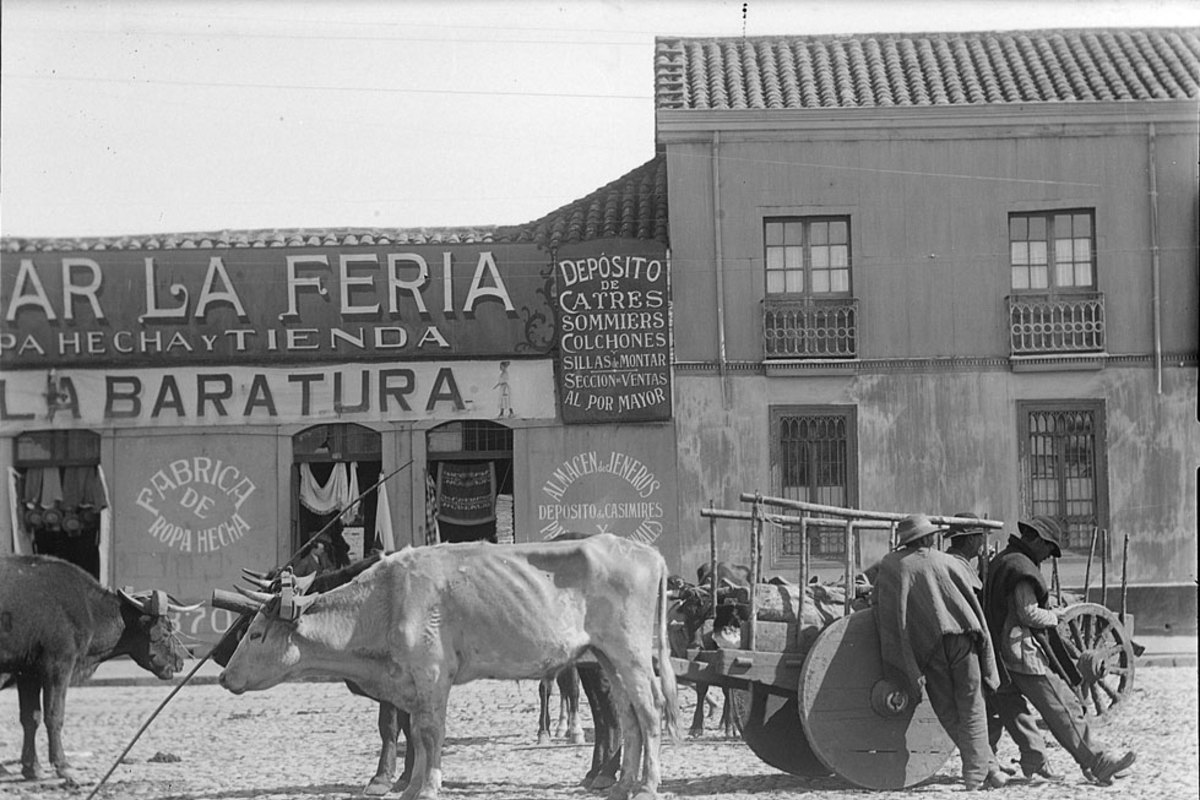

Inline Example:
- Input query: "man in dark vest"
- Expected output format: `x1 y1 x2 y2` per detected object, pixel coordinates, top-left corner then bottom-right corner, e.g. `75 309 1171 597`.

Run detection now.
873 514 1007 791
984 516 1136 786
947 512 1058 781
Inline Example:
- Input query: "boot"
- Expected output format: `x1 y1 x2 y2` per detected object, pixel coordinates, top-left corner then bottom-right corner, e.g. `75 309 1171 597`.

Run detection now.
1091 751 1136 786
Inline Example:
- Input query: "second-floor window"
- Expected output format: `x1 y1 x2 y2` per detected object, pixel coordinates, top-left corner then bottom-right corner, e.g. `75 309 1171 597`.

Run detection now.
765 217 851 295
1010 210 1095 292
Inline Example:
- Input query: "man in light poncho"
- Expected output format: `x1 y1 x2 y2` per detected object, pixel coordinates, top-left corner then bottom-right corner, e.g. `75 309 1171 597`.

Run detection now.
872 513 1007 791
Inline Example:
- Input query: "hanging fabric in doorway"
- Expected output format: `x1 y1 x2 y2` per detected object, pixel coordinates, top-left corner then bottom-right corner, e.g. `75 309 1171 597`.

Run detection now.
423 472 440 546
299 462 358 516
436 462 496 526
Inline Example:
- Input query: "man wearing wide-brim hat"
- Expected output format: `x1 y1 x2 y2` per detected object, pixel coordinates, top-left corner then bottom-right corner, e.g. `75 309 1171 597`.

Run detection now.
984 516 1136 785
944 512 991 589
947 512 1058 781
873 514 1007 790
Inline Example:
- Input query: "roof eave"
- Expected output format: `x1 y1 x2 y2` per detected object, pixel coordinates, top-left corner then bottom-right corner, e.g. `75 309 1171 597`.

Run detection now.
656 98 1200 140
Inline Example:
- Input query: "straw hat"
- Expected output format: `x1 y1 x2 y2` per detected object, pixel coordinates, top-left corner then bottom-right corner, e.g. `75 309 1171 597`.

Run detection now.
895 514 946 548
945 511 989 539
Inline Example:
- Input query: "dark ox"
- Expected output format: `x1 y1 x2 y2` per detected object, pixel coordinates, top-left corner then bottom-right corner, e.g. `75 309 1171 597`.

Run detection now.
219 535 679 800
0 555 192 784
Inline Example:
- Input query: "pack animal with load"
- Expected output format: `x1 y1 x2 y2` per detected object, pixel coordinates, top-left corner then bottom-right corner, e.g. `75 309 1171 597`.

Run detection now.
0 554 195 785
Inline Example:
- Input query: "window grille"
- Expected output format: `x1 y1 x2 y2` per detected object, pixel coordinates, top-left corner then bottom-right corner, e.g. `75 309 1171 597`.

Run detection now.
15 430 100 467
1021 402 1107 550
772 409 856 559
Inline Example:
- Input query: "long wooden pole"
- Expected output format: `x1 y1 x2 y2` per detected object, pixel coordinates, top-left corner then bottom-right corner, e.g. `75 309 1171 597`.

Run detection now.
1120 532 1130 625
708 501 717 629
86 459 415 799
1083 525 1099 601
747 494 761 651
85 652 213 800
1101 527 1109 610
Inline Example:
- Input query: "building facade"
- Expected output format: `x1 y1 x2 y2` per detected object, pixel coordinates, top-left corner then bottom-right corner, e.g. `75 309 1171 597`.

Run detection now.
656 28 1199 630
3 26 1197 637
1 165 679 645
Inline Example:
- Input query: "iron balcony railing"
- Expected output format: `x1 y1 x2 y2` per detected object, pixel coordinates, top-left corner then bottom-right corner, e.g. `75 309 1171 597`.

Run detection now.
1007 292 1105 355
764 297 858 359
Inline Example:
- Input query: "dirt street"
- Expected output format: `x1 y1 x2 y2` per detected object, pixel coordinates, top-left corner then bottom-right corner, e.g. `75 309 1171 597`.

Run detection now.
1 668 1195 800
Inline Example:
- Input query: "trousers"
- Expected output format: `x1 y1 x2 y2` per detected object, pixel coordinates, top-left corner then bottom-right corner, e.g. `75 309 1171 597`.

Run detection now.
987 683 1049 770
1008 670 1103 769
924 633 995 784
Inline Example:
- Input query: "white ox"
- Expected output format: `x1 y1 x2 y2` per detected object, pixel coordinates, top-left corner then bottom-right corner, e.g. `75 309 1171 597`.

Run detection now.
219 534 680 800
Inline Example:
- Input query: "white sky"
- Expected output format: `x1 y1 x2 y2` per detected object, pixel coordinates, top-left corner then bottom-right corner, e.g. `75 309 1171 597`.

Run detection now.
2 0 1197 238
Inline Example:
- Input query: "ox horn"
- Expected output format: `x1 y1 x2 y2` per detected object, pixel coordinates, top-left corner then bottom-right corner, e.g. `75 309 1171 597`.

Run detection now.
118 587 149 612
241 574 274 591
211 588 263 616
242 567 272 582
235 585 275 605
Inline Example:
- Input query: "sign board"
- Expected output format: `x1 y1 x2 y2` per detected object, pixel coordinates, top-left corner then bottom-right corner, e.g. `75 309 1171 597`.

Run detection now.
112 433 278 646
555 239 671 424
0 243 557 369
525 423 678 551
0 359 555 434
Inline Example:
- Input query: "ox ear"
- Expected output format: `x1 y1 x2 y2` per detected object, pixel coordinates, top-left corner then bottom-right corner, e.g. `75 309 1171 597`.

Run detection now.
235 585 275 605
292 572 317 594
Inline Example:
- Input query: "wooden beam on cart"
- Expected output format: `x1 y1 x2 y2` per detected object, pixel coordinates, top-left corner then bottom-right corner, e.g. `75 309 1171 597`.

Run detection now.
739 493 1006 532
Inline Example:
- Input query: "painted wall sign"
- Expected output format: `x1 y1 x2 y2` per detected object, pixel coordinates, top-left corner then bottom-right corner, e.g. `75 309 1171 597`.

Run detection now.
535 449 667 544
133 456 258 553
0 243 556 368
113 434 278 647
0 360 555 433
555 239 671 424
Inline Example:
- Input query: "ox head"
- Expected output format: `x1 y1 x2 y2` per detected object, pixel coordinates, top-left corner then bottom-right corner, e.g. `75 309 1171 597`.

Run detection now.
116 588 198 679
212 568 321 694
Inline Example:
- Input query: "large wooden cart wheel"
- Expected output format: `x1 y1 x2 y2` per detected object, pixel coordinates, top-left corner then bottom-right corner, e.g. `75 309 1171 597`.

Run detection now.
798 610 955 790
734 685 830 777
1056 602 1136 718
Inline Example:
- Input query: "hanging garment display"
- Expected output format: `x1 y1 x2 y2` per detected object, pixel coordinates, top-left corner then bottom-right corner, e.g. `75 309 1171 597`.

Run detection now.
61 465 107 510
299 462 352 515
339 463 360 524
424 472 440 546
38 467 64 508
436 462 496 526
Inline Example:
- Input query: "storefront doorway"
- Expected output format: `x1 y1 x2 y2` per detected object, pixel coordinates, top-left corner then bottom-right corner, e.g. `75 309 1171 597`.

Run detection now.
291 423 381 573
11 429 107 579
426 421 513 544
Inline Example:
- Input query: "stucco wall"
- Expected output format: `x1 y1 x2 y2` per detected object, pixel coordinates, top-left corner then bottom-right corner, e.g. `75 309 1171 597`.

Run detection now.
672 365 1197 585
669 124 1199 363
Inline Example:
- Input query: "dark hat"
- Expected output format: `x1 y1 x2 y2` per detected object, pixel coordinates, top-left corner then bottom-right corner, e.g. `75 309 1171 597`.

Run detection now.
945 511 989 539
895 514 946 548
1018 515 1064 558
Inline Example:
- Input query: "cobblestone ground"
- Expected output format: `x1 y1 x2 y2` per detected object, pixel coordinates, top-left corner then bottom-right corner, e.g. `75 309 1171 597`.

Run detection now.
1 668 1195 800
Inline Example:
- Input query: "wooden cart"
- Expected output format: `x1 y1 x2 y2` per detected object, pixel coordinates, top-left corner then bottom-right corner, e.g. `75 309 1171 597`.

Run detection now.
667 494 1137 790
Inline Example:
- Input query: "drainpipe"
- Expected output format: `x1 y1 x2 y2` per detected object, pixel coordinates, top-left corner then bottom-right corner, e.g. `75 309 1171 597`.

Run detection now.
712 131 729 406
1148 123 1163 395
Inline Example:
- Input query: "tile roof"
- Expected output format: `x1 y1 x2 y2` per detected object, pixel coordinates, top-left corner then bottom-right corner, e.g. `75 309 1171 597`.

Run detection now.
496 154 668 249
1 156 668 252
655 28 1200 110
1 226 504 253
